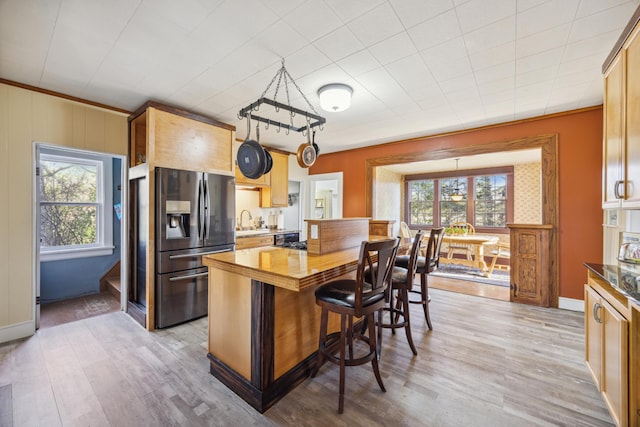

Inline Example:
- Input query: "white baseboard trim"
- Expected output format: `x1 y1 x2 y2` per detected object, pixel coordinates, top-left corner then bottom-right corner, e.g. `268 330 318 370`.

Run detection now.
0 320 35 344
559 297 584 312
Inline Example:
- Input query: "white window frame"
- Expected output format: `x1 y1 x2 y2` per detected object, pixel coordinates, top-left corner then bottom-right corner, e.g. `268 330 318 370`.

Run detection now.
39 148 114 261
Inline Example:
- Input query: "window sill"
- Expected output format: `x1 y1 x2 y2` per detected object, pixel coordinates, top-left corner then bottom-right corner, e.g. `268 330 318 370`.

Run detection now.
40 246 115 262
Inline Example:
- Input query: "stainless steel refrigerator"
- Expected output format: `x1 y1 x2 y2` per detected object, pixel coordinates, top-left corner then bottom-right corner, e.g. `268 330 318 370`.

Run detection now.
154 167 235 328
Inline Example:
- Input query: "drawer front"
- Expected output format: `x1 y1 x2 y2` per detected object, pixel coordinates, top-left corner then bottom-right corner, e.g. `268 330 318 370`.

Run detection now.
236 235 274 250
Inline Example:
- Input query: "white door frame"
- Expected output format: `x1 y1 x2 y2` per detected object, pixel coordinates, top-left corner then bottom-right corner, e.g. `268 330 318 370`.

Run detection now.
33 143 128 329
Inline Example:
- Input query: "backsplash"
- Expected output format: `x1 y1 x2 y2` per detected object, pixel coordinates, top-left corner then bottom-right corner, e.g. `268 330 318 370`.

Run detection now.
235 188 298 231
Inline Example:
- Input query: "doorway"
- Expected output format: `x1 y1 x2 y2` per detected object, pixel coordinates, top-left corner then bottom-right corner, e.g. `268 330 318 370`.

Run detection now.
366 134 559 306
34 143 128 328
308 172 343 219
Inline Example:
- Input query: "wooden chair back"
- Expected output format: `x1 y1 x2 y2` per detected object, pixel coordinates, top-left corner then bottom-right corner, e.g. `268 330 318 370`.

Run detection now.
399 221 412 238
401 231 425 287
424 227 446 269
355 238 399 316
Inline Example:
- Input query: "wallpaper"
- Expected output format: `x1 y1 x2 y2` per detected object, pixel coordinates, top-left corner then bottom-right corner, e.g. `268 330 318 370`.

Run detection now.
514 162 542 224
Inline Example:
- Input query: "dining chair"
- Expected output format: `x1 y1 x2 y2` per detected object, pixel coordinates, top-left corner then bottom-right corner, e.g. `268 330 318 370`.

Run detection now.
488 241 511 276
311 238 399 414
446 221 475 260
395 227 445 330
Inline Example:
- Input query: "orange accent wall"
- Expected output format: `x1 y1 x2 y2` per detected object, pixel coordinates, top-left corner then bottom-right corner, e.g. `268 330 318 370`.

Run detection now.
310 108 604 301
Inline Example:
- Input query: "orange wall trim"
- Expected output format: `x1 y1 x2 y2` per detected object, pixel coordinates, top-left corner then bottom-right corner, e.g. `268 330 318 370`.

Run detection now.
310 108 604 301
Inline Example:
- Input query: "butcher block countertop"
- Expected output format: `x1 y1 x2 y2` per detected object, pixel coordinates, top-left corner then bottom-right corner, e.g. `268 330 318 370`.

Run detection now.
203 235 392 292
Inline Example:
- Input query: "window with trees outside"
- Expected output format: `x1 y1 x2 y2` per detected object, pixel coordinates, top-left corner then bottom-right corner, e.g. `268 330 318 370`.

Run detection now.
405 166 513 233
39 148 113 261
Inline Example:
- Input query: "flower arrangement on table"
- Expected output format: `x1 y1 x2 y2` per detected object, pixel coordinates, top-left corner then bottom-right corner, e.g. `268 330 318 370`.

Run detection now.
445 226 468 235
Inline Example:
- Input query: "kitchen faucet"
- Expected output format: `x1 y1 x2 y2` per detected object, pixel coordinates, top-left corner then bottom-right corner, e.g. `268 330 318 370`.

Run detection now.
239 209 253 229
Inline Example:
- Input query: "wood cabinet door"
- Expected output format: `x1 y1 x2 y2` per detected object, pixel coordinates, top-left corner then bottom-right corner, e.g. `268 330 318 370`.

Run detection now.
603 54 625 208
602 298 629 427
510 228 550 306
260 152 288 207
235 165 270 187
585 285 603 390
624 25 640 207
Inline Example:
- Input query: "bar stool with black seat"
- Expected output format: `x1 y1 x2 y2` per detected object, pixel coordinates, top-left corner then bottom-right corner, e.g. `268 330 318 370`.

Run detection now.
395 227 445 330
311 238 399 414
380 230 424 356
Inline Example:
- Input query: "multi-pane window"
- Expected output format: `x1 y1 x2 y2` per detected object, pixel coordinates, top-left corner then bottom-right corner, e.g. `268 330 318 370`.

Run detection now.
404 167 513 231
408 180 434 226
39 148 113 261
440 177 467 224
475 175 507 227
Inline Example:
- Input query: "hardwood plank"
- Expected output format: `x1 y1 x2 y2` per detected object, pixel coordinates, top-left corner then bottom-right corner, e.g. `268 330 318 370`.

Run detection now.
0 384 12 426
0 289 614 426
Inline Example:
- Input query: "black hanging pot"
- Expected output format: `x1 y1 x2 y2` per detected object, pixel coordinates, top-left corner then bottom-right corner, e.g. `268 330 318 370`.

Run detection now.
238 117 274 179
238 139 267 179
312 130 320 157
264 149 273 174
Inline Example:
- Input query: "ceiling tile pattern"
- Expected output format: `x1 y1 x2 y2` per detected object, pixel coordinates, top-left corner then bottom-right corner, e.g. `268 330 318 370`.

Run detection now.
1 0 639 153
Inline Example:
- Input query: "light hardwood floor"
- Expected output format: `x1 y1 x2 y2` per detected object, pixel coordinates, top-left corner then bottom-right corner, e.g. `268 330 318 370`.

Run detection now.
0 288 612 426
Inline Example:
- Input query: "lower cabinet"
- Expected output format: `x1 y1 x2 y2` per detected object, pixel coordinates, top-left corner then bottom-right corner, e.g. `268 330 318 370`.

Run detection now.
236 235 274 250
585 279 630 427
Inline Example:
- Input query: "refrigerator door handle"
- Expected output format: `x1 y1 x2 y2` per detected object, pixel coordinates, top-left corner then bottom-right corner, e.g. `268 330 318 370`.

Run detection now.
168 272 209 282
203 175 210 240
197 178 205 241
168 248 233 260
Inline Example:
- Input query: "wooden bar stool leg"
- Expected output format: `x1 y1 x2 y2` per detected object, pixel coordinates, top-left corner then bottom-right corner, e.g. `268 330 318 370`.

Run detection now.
368 311 386 392
399 289 417 355
338 313 347 414
389 289 396 335
420 272 433 330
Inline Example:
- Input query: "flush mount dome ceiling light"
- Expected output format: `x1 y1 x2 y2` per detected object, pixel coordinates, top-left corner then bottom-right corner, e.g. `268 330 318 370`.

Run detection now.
318 83 353 112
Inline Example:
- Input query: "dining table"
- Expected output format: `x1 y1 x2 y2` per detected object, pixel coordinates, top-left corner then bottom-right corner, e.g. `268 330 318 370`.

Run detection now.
440 234 499 274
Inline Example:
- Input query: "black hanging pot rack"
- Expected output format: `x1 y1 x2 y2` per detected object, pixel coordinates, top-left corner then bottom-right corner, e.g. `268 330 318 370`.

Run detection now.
236 60 326 176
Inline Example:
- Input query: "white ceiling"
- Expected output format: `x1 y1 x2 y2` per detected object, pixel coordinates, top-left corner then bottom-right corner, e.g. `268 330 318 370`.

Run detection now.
1 0 638 154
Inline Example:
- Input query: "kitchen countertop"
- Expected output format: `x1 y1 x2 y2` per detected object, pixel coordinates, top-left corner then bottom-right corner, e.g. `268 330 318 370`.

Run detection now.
204 235 393 292
235 229 300 238
584 262 640 304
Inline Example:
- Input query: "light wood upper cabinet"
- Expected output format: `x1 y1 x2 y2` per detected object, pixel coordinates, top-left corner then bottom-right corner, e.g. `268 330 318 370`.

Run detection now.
260 151 289 208
623 24 640 207
129 101 235 175
235 165 270 187
603 17 640 208
603 54 625 208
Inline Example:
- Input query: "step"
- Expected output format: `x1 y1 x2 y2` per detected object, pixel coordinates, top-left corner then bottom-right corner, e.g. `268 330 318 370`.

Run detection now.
105 277 120 301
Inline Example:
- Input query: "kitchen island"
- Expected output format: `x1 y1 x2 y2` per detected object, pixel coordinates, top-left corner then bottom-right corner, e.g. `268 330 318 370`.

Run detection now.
203 243 377 412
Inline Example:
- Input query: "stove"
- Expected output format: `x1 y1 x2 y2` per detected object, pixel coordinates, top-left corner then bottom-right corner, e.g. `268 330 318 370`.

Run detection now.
281 241 307 250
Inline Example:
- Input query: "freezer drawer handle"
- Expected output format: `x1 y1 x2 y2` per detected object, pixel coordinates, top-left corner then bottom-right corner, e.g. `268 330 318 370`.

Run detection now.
169 272 209 282
168 248 233 260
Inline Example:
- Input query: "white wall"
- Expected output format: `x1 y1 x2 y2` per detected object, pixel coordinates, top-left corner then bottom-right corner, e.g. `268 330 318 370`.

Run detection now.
374 166 402 236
